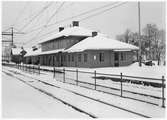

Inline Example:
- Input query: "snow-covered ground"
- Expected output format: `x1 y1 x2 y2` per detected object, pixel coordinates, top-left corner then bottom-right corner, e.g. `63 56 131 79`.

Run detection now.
37 62 165 79
2 72 90 118
20 62 164 105
2 65 165 118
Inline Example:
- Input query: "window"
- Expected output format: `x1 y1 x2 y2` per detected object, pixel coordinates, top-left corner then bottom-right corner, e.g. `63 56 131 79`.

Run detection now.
72 54 74 62
84 53 88 62
78 54 81 62
64 55 66 62
121 52 123 61
56 55 59 62
99 53 104 62
68 54 71 62
120 52 126 61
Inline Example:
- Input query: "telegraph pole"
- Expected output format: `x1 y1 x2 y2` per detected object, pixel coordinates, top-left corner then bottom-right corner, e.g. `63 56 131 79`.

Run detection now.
2 27 25 62
11 27 14 46
138 1 142 67
2 27 24 47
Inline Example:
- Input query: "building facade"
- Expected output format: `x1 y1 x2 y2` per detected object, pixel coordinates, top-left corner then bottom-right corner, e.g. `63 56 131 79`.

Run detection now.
24 21 138 68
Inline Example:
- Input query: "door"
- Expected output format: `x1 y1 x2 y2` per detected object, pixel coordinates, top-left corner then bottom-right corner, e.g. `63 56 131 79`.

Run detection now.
114 52 119 67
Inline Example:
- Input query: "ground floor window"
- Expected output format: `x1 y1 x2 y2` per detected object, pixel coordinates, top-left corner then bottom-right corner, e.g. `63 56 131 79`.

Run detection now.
121 52 123 61
68 54 71 62
56 55 59 62
121 52 126 61
78 54 81 62
84 53 88 62
72 54 74 62
99 53 104 62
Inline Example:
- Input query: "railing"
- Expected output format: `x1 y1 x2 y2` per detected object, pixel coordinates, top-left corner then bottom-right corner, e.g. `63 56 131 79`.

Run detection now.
3 62 166 108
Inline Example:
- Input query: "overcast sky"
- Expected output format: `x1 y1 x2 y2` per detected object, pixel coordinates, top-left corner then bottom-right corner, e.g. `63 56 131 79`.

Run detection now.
2 1 165 48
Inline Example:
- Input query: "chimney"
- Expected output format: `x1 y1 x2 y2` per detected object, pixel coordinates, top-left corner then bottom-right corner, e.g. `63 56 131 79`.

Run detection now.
92 31 98 37
59 27 64 32
72 21 79 27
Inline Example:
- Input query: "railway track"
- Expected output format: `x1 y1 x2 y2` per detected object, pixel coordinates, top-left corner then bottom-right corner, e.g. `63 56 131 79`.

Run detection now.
3 64 164 105
3 68 151 118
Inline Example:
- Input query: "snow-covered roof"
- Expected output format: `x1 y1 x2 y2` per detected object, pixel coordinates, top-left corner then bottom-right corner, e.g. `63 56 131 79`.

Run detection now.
24 48 42 57
39 48 65 55
65 36 139 53
11 48 22 55
38 26 94 44
24 48 64 57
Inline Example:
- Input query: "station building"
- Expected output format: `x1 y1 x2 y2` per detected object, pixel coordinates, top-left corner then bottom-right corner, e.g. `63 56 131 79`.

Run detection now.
24 21 139 68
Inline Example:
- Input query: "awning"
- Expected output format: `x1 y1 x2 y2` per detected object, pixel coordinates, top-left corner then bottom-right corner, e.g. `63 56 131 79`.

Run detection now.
113 49 132 52
25 48 65 57
39 48 65 55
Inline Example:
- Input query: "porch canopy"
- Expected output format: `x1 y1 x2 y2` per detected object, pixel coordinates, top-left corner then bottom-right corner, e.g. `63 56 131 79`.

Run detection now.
65 35 139 53
24 48 65 57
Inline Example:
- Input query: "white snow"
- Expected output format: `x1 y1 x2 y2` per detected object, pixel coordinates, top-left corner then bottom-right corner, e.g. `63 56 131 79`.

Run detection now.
24 48 42 57
11 48 22 55
39 26 95 44
20 62 165 105
24 48 65 57
2 71 90 118
36 62 165 79
2 65 165 118
65 35 139 52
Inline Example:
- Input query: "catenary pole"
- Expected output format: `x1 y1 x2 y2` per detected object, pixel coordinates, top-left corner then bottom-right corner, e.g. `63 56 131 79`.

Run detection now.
138 2 142 67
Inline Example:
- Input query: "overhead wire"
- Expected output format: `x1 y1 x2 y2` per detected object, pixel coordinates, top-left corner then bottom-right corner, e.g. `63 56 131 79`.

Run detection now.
25 2 119 34
24 2 65 45
25 2 128 44
19 2 53 31
79 2 128 21
12 2 30 27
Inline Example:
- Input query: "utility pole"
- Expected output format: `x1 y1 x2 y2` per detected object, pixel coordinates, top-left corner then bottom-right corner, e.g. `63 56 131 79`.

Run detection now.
2 27 24 47
11 27 14 46
138 1 142 67
2 27 25 62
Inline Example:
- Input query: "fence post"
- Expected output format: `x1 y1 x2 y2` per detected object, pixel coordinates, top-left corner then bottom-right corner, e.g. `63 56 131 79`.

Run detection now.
94 70 96 90
120 73 123 97
53 67 55 78
32 65 34 73
162 76 165 108
63 68 65 83
76 69 78 85
38 64 40 75
29 65 31 73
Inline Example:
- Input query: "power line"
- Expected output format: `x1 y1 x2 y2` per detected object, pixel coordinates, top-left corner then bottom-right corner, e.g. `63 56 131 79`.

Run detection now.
24 2 119 34
19 2 53 31
79 2 128 21
25 2 128 46
12 2 29 27
24 2 65 45
24 2 128 46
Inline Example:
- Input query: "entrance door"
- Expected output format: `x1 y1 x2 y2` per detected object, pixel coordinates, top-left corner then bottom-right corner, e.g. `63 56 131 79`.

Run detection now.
114 52 119 67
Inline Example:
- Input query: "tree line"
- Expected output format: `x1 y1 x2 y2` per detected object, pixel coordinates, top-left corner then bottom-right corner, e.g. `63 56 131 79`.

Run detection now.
116 23 166 65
